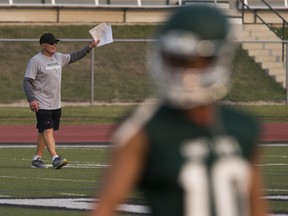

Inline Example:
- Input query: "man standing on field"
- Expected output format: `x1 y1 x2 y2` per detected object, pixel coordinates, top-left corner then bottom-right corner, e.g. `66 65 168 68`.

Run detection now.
23 32 99 169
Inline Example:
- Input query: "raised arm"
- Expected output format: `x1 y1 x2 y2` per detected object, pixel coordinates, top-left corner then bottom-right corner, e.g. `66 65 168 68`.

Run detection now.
69 40 99 64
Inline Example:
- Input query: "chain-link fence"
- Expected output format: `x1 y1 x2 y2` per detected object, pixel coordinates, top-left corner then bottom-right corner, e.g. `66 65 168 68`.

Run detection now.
228 41 287 104
0 39 287 106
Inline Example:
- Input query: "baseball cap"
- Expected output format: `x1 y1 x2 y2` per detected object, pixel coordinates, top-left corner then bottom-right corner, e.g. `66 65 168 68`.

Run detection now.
39 33 60 44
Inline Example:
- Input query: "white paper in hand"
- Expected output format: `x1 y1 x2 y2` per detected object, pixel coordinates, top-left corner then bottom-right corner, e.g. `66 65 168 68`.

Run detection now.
89 23 113 47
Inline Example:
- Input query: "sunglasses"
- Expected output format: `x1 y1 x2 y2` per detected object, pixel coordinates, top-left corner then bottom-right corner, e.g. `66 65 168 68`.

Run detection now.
48 41 58 45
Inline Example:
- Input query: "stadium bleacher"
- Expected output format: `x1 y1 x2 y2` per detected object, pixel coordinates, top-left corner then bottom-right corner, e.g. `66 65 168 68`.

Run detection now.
0 0 286 9
0 0 287 23
0 0 179 6
0 0 287 8
243 0 288 9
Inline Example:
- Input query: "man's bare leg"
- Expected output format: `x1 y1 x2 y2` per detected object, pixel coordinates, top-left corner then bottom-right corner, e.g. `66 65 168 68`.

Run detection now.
33 128 67 169
31 129 56 168
35 132 46 158
42 128 57 158
42 128 67 169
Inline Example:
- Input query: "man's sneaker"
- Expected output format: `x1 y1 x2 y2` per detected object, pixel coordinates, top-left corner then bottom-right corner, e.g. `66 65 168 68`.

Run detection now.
31 158 47 169
52 156 68 169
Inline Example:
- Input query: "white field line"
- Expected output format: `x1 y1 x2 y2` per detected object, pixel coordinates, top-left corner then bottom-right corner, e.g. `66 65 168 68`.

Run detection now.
265 189 288 192
0 175 98 183
45 163 110 169
0 144 111 148
260 143 288 147
0 197 151 214
1 157 110 169
266 195 288 200
258 163 288 167
59 193 87 196
261 155 288 158
0 196 286 214
1 143 287 149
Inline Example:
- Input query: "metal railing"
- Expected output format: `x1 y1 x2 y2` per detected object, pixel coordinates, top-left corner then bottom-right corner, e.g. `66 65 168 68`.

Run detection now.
0 0 178 6
243 0 288 8
240 0 288 61
260 0 288 40
0 0 230 6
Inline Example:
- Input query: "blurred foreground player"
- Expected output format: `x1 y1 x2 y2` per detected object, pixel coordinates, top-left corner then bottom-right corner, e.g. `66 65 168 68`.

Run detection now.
90 5 269 216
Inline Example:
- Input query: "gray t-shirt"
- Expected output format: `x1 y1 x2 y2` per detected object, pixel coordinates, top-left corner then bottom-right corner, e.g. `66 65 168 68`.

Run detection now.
24 52 70 110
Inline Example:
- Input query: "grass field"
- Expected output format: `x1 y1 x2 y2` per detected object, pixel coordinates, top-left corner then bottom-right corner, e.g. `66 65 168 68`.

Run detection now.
0 104 288 125
0 145 147 216
0 144 287 216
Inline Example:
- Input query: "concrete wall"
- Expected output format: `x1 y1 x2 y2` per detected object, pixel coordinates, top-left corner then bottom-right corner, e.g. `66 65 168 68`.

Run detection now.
0 6 173 23
0 3 287 24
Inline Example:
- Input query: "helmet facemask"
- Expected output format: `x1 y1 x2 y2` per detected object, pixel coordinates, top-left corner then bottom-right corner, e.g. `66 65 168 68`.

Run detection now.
147 6 236 109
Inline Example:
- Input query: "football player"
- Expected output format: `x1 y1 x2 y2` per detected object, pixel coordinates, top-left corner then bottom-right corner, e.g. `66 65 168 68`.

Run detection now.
90 5 269 216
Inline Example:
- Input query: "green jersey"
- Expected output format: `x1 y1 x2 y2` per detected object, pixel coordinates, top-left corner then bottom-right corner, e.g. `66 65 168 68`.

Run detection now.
114 102 260 216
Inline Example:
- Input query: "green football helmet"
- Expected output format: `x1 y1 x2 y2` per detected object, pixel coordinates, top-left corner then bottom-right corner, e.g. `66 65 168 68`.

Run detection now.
147 5 236 109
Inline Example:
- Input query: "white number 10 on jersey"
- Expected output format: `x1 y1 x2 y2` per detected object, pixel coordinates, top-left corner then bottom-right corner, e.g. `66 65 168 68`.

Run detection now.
179 157 251 216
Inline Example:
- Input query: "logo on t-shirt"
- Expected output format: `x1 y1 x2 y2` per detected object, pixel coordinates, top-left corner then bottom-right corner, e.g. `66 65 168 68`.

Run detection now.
46 62 61 71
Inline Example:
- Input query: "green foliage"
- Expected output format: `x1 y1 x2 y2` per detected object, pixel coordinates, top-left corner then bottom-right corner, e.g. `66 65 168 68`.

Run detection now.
272 26 288 39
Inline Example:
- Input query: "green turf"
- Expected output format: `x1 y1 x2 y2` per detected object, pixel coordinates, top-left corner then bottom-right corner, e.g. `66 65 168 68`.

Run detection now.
0 105 137 125
0 145 287 215
0 146 143 216
0 147 110 197
260 146 288 195
0 207 86 216
0 104 288 125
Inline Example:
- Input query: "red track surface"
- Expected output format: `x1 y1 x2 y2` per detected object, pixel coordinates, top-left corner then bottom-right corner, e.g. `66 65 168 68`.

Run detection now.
0 123 287 144
0 125 117 144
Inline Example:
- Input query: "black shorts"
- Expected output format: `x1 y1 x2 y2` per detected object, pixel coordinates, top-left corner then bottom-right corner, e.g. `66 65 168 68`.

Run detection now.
36 109 62 133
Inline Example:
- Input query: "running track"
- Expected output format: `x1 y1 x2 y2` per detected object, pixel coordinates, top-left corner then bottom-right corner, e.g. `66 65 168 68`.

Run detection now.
0 125 116 144
0 123 287 144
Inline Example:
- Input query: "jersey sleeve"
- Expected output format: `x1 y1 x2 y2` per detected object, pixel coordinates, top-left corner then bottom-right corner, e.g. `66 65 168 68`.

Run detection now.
58 53 71 67
24 58 38 80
